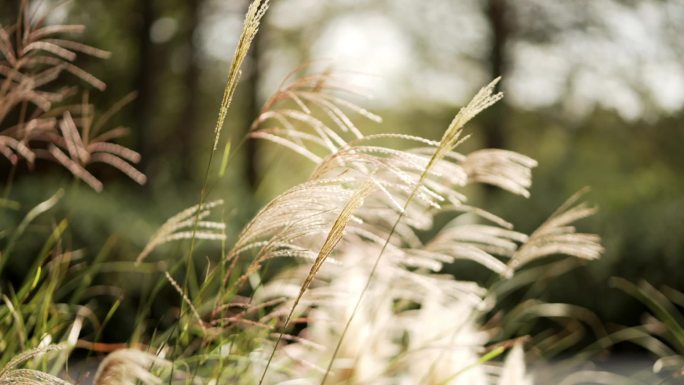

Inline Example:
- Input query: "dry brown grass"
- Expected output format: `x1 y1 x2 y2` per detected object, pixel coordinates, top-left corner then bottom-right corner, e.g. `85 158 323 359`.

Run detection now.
1 1 144 191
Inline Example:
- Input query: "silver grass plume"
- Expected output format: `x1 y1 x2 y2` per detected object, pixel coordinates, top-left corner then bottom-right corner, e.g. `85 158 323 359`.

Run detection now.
212 0 270 150
0 345 72 385
44 109 146 192
1 3 144 191
462 149 537 198
436 77 503 159
509 189 604 271
136 200 226 263
225 176 374 295
256 183 375 384
497 343 534 385
250 69 382 159
424 223 528 278
93 349 170 385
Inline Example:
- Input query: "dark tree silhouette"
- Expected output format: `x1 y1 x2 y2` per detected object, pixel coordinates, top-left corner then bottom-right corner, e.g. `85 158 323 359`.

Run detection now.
242 0 267 190
132 0 157 173
484 0 510 150
174 0 203 181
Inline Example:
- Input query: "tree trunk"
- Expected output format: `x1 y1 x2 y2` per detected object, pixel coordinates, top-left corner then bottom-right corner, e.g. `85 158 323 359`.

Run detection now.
0 0 19 26
242 0 266 190
484 0 509 150
175 0 202 180
132 0 156 173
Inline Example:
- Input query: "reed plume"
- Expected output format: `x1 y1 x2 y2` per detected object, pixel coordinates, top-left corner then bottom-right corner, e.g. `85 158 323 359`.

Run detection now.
93 349 169 385
0 2 144 191
0 345 72 385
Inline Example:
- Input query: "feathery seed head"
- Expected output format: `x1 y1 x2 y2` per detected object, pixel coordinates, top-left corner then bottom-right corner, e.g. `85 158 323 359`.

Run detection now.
93 349 169 385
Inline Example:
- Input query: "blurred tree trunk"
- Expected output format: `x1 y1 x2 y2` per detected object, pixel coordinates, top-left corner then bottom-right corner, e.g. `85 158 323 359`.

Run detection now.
132 0 156 173
0 0 19 25
242 0 265 191
175 0 202 180
484 0 509 150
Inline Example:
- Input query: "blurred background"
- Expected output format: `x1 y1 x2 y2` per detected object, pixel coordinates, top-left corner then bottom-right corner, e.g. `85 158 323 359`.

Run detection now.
1 0 683 357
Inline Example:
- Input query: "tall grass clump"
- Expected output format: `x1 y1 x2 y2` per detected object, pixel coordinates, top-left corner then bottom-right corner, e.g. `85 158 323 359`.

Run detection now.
240 69 602 385
0 1 617 385
0 2 150 384
573 278 684 384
